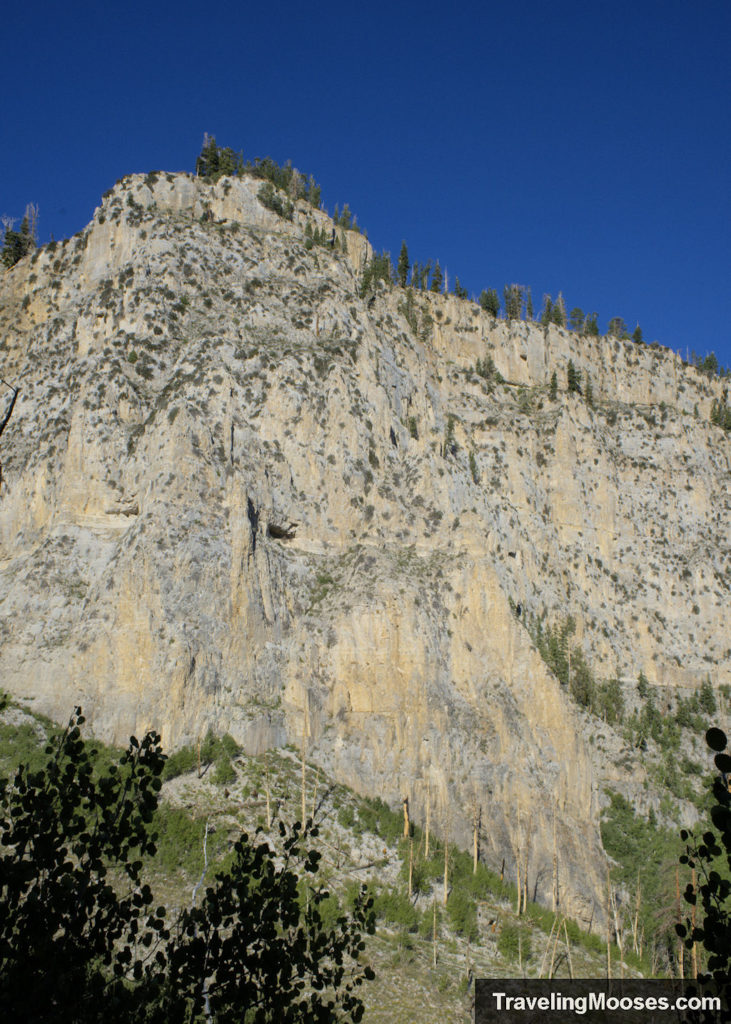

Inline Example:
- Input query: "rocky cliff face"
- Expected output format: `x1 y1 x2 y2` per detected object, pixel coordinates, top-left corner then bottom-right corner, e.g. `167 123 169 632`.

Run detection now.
1 170 729 925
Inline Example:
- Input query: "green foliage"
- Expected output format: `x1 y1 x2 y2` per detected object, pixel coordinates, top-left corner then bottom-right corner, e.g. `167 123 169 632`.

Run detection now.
474 354 502 384
447 889 479 941
356 795 404 844
453 277 468 299
497 922 532 961
397 240 410 288
567 359 581 394
158 745 191 782
551 293 566 327
408 415 418 440
373 888 419 931
585 311 599 336
0 709 165 1017
568 307 585 333
584 373 594 408
2 205 37 268
638 671 650 699
469 449 479 484
0 711 375 1022
443 414 456 457
360 251 393 296
195 134 244 180
503 283 525 321
257 181 294 220
196 136 327 215
632 324 644 344
479 288 500 317
601 791 681 956
699 678 718 716
399 287 419 334
608 316 628 339
710 398 731 432
430 261 443 293
677 728 731 1001
549 370 558 401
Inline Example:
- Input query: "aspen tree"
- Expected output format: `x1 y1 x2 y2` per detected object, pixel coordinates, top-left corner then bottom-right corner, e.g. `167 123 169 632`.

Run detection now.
402 796 410 839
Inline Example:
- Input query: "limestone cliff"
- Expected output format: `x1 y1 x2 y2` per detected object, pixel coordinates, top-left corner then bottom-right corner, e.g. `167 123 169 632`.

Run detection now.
1 170 729 925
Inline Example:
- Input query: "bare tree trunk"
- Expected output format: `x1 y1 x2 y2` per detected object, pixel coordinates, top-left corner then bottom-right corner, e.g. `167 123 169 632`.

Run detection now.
606 865 612 980
516 855 522 915
425 781 431 858
432 899 437 967
443 806 450 906
552 803 559 912
563 920 574 979
539 917 558 978
632 871 641 957
265 769 271 829
403 796 410 839
521 836 530 915
472 801 480 874
301 724 307 828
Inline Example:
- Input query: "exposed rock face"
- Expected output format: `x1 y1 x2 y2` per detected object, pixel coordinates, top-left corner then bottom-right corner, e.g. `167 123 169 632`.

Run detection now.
1 170 729 925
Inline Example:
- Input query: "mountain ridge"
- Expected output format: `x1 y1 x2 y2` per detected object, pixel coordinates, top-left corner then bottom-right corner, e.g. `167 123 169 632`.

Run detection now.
0 166 729 928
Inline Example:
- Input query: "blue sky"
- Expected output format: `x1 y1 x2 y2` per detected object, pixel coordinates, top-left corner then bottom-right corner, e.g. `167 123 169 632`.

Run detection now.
2 0 729 367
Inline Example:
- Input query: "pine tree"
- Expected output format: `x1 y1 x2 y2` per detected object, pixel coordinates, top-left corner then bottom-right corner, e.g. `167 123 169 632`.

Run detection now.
504 284 523 321
308 177 322 209
551 292 566 328
1 205 37 268
567 360 581 394
632 325 643 344
608 316 628 339
480 288 500 317
540 294 553 326
525 287 534 320
431 261 443 293
585 373 594 407
549 371 558 401
397 241 410 288
585 312 599 336
453 277 468 299
569 307 585 333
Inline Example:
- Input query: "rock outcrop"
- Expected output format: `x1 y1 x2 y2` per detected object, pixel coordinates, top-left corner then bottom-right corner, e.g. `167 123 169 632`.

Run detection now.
1 170 729 925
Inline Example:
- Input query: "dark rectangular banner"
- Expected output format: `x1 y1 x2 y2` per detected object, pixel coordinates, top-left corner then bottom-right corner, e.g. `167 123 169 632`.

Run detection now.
475 979 728 1024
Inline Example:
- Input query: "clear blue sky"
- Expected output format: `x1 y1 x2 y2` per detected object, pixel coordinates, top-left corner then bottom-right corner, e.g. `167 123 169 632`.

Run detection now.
2 0 730 366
